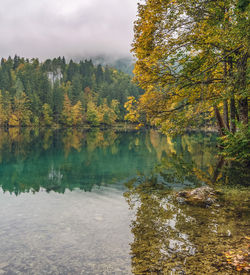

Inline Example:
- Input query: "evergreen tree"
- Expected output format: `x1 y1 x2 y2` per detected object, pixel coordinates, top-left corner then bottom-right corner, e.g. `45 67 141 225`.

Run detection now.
96 64 104 84
42 103 53 126
0 55 140 128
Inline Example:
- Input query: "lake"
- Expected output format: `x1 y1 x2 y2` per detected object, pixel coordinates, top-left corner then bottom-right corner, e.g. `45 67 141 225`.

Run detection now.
0 128 249 274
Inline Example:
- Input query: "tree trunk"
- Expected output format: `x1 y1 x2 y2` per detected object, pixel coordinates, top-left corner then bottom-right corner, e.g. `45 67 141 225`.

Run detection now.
228 56 236 133
223 56 229 130
211 156 225 184
214 106 226 136
239 97 248 125
235 105 240 122
230 96 236 134
223 100 229 130
237 52 248 125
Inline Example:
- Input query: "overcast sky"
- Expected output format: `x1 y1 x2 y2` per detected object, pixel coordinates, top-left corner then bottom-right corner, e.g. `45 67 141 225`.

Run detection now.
0 0 138 59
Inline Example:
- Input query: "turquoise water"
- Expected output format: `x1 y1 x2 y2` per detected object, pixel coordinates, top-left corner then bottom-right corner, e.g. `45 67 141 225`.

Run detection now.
0 128 249 274
0 129 219 195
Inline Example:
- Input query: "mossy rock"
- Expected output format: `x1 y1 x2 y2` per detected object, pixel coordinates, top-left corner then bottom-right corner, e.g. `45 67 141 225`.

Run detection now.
176 186 217 206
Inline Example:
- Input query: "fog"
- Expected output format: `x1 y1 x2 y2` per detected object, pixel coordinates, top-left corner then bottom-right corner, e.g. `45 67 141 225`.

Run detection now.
0 0 138 60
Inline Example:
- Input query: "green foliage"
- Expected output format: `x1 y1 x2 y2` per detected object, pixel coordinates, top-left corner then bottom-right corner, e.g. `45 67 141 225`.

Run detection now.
219 124 250 162
127 0 249 159
100 99 117 125
237 0 249 11
0 56 141 128
86 101 100 126
13 91 32 126
42 103 53 126
129 0 249 130
110 99 120 119
0 90 11 126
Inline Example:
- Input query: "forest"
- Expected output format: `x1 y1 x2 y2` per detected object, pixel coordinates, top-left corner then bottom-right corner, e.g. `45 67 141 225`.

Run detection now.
125 0 249 162
0 56 141 128
0 1 249 273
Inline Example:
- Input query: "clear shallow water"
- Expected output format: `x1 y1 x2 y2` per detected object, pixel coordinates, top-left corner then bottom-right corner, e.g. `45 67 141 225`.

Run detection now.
0 128 249 274
0 187 132 274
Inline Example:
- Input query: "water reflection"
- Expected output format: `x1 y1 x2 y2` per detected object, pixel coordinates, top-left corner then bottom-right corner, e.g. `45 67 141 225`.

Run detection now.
124 179 249 274
0 128 249 274
0 128 249 195
0 128 212 194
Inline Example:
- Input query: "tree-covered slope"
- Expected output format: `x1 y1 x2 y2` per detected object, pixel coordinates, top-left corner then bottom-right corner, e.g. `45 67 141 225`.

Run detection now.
0 56 142 127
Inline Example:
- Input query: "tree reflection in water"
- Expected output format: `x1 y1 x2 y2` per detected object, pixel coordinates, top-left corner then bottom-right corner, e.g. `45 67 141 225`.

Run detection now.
122 131 249 274
124 177 249 274
0 127 249 273
0 128 122 194
0 127 248 193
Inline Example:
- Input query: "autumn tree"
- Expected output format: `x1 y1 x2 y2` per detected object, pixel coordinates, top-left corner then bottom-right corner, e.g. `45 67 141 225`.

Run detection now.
9 91 32 127
42 103 53 126
128 0 249 136
111 99 120 119
0 91 11 127
72 101 83 126
0 91 5 126
61 94 73 126
0 55 140 127
86 101 101 126
99 99 118 125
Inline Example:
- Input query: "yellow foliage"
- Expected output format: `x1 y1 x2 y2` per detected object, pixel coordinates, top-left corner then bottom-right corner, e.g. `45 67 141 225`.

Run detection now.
129 0 249 135
9 114 20 127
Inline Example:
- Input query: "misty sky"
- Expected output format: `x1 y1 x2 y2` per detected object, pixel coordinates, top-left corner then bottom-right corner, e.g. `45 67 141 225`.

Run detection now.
0 0 138 59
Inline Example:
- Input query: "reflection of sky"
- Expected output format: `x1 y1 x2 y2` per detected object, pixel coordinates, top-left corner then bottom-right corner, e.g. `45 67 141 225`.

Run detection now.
0 129 248 275
127 180 250 274
164 214 196 255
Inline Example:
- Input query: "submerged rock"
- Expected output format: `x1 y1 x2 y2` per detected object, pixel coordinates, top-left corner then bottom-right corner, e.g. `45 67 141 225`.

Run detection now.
176 186 217 206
